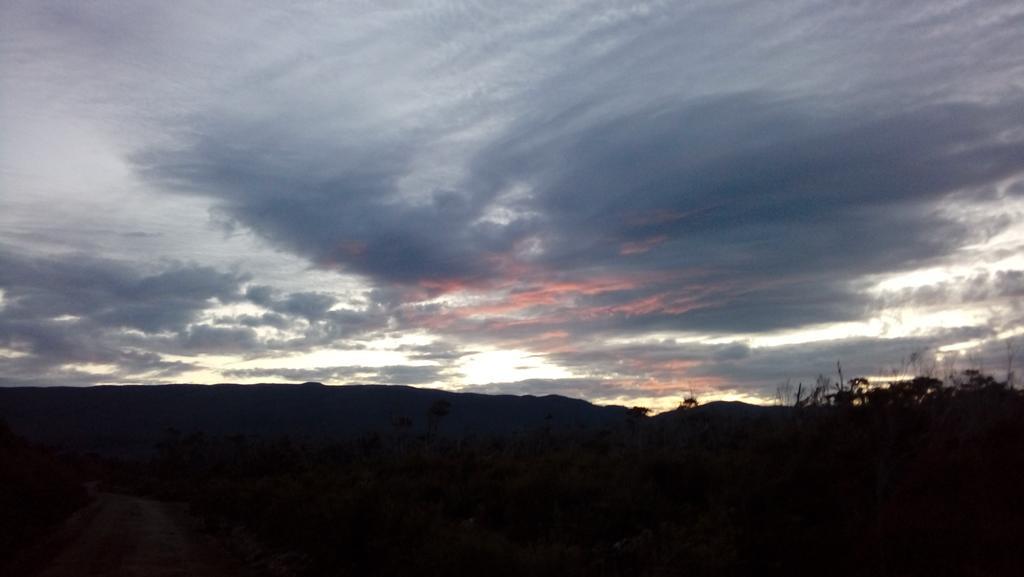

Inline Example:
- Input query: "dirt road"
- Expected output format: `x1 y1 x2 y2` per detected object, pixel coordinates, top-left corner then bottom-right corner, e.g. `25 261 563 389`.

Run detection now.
23 493 252 577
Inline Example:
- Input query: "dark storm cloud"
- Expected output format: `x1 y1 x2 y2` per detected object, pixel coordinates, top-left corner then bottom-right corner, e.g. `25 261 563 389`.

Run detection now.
135 93 1024 336
224 364 446 386
245 287 337 321
468 96 1024 332
0 309 204 387
227 284 393 348
395 341 474 362
134 135 491 285
0 248 390 383
176 325 260 352
263 307 392 350
0 248 246 382
0 317 196 381
231 312 291 329
0 249 246 332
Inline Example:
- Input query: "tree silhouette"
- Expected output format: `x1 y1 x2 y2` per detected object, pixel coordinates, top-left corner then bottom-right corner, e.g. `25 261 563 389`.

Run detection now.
426 399 451 441
625 406 650 449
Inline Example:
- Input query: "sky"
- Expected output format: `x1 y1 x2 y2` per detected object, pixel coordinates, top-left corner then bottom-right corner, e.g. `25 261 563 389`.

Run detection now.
2 1 1023 409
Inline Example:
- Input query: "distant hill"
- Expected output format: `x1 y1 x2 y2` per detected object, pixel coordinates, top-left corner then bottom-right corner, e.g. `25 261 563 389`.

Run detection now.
653 400 789 421
0 383 631 456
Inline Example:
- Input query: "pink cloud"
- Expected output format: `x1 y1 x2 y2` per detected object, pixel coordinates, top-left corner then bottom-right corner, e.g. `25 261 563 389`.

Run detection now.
620 235 668 255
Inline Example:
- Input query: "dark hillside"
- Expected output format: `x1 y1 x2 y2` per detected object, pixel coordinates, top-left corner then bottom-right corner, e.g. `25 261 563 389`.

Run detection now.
0 383 628 456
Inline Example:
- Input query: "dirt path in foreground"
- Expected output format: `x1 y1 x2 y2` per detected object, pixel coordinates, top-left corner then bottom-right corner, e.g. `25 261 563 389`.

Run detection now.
25 493 252 577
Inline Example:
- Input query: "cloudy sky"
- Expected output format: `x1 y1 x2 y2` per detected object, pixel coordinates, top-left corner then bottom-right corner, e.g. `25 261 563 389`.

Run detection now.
2 1 1023 409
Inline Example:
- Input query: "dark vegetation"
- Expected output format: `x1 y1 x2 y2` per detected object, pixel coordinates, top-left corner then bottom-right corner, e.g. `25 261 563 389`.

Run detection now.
2 372 1023 576
0 419 88 564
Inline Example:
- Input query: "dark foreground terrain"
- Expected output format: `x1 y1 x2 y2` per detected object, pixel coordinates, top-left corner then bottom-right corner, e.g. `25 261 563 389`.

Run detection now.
3 371 1023 576
18 493 251 577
